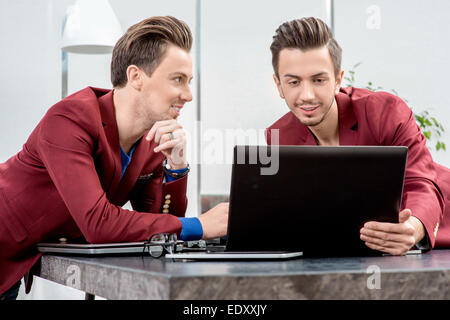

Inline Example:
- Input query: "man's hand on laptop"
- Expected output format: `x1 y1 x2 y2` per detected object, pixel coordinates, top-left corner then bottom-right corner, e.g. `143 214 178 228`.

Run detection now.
198 202 229 240
360 209 426 255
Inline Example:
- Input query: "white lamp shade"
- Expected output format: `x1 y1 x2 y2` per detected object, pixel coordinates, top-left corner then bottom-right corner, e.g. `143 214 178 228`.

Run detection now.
61 0 123 54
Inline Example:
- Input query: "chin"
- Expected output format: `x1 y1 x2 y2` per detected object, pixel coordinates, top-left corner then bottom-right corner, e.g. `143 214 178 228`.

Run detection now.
292 113 320 127
301 119 322 127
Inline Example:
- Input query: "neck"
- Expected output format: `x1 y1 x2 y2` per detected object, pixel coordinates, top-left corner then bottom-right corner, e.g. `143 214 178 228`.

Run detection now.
113 88 152 153
308 99 339 146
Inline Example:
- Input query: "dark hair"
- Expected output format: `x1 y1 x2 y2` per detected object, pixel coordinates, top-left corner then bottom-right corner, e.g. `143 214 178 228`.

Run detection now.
270 17 342 78
111 16 192 88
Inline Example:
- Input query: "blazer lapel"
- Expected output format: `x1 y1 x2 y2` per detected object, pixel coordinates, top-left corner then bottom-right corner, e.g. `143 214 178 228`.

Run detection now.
336 88 359 146
97 90 122 197
277 112 318 146
298 123 319 146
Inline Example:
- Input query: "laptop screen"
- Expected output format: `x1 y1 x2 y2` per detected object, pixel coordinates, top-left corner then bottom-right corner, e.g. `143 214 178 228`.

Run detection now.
225 145 407 257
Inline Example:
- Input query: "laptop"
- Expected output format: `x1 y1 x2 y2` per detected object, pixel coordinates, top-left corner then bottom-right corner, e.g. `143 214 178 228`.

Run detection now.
167 145 409 259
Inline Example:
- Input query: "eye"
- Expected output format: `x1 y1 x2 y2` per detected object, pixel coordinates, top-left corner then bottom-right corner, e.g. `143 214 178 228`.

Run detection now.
314 78 326 84
174 77 182 83
288 80 299 86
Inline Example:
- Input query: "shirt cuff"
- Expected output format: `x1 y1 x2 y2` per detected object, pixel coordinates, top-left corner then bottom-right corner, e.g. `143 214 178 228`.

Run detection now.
179 217 203 241
165 165 189 182
415 233 431 251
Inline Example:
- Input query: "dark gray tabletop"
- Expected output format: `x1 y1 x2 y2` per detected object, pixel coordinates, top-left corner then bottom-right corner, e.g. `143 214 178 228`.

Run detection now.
38 249 450 299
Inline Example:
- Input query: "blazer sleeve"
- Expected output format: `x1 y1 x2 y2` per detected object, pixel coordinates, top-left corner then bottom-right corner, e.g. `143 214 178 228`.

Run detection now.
37 112 182 243
366 93 445 247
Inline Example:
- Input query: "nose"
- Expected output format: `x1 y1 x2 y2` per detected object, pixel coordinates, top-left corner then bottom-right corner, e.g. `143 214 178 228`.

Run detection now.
298 81 315 103
181 84 193 102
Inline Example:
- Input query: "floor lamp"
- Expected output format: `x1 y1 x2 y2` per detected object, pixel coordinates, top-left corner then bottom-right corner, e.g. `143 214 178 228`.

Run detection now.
61 0 122 99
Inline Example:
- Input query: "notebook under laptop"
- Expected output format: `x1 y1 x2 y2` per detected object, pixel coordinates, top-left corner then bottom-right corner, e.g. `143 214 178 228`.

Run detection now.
167 145 409 259
37 241 147 255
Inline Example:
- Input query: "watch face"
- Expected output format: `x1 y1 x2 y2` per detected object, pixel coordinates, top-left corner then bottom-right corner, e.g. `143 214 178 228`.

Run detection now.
163 159 171 170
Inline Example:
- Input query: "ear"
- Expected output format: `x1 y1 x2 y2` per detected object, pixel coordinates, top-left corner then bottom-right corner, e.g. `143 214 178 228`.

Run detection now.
126 65 143 90
334 69 345 95
273 74 285 99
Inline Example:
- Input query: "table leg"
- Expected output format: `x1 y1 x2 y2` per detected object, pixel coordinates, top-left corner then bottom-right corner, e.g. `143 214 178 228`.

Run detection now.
85 292 95 300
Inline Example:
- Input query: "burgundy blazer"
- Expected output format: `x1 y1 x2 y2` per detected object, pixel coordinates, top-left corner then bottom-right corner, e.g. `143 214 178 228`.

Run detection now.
266 87 449 249
0 87 188 294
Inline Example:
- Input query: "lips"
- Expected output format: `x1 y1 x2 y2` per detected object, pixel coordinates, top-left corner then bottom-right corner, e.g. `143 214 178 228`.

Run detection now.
171 105 183 117
298 105 319 115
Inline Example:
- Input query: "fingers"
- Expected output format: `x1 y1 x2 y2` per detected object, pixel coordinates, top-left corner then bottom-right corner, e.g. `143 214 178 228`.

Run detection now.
146 120 170 141
146 121 187 167
154 124 182 145
146 120 181 142
361 219 416 255
360 230 415 252
154 137 184 153
363 242 410 256
399 208 412 223
362 221 414 236
360 228 409 244
154 128 186 153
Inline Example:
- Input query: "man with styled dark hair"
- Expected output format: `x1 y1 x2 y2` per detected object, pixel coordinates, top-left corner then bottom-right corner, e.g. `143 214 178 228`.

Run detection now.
266 17 450 256
0 16 228 300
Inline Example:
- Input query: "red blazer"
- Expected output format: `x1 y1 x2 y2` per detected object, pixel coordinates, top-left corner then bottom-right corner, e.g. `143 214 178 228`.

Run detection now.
266 87 449 249
0 87 188 294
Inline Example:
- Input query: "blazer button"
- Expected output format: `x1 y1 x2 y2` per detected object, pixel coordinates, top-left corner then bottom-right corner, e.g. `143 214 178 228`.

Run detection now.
59 237 67 243
162 209 169 213
434 223 440 238
165 194 171 200
164 199 171 204
163 204 169 209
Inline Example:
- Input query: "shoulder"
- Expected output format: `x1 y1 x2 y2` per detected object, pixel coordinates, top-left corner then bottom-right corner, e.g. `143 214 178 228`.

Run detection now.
346 87 411 116
41 87 110 136
47 87 108 120
347 87 416 144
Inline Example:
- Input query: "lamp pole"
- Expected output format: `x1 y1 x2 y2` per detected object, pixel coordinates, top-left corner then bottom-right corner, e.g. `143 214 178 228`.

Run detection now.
61 13 68 99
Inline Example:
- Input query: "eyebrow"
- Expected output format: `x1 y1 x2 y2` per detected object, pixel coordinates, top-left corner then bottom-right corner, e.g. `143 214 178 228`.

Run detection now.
283 71 329 79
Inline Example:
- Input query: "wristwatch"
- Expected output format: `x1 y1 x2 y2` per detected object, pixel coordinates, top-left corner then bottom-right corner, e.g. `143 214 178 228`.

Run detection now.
162 159 190 178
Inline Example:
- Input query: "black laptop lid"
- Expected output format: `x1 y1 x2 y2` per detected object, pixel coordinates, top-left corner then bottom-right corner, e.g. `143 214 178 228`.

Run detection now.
225 145 407 257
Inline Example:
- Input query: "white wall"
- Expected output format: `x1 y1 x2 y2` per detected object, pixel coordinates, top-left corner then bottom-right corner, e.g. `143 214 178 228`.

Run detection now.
335 0 450 167
0 0 71 161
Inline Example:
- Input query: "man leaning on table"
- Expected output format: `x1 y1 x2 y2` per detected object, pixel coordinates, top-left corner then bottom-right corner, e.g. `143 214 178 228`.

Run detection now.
0 16 228 300
266 17 450 256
